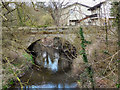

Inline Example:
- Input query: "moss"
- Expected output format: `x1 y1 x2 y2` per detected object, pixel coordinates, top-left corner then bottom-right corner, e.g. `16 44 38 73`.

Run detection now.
23 53 33 61
9 80 14 85
2 85 8 90
22 53 34 64
37 25 49 28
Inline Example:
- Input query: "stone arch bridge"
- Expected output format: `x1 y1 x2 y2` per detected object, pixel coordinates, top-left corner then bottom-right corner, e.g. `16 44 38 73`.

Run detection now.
3 27 79 49
3 27 80 72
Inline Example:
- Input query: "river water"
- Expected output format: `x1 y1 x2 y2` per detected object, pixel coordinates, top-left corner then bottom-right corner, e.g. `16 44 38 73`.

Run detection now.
10 51 79 89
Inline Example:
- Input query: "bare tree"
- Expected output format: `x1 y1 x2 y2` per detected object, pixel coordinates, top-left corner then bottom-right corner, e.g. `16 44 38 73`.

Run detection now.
34 1 69 26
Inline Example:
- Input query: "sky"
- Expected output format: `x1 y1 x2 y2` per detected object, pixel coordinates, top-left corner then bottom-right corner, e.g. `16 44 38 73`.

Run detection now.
4 0 107 7
43 0 106 7
66 0 106 7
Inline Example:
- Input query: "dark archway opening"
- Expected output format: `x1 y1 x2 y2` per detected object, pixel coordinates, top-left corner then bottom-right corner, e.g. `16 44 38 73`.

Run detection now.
27 37 77 73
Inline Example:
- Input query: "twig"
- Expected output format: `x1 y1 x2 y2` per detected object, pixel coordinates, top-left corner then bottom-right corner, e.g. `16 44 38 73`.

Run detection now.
103 50 120 75
31 1 39 11
5 57 23 90
0 13 7 20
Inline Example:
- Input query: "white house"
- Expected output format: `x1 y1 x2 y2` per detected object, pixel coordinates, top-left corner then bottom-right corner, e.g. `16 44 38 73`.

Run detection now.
60 2 91 26
88 0 114 26
60 0 116 26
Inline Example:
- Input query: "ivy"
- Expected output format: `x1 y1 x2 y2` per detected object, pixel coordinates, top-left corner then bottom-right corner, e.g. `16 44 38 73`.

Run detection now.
117 41 120 46
116 83 120 88
84 40 92 44
79 27 88 63
79 27 94 88
102 50 111 56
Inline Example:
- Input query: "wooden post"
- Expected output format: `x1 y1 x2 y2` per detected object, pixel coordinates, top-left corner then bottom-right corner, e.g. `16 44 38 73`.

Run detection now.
105 17 108 45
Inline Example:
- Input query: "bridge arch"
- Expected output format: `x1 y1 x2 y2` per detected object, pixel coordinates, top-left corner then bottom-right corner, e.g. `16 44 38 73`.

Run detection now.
26 36 78 72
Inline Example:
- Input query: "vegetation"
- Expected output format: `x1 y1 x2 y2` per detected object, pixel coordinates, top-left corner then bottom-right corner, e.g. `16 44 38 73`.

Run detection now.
79 27 94 88
1 0 120 89
2 2 54 27
111 1 120 87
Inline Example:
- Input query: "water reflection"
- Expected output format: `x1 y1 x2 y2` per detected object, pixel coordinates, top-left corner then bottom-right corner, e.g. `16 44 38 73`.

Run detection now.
11 68 78 89
23 82 77 89
12 47 78 89
42 51 59 72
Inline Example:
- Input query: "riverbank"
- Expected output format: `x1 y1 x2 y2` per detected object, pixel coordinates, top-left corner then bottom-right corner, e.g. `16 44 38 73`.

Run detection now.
2 26 118 89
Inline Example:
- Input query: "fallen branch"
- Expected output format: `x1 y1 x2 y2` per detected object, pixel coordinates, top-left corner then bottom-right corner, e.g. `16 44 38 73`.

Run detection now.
103 50 120 75
5 57 23 90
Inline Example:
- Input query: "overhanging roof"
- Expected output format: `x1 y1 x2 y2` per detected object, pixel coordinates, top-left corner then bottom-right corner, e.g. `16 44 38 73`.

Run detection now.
69 14 97 23
63 2 91 9
88 2 105 11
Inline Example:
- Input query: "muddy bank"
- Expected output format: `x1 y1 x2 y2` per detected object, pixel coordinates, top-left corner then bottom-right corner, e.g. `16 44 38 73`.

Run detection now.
10 66 79 89
2 31 33 89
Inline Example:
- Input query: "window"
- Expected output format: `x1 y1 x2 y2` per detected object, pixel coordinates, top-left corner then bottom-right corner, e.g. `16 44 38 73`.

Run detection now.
69 9 74 14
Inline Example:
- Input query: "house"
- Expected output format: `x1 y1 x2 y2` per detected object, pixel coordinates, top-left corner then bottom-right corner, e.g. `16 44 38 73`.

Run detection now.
59 2 92 26
88 0 114 26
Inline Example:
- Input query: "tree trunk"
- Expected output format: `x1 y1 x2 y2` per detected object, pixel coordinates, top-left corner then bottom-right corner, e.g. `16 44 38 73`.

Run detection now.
51 13 60 26
117 2 120 85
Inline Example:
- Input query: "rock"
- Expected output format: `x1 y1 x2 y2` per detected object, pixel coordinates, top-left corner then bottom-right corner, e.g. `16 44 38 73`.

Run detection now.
53 37 62 50
41 37 54 47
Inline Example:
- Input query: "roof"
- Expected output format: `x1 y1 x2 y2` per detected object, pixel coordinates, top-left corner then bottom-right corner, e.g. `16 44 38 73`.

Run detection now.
88 1 105 11
63 2 91 9
69 14 97 23
87 14 98 18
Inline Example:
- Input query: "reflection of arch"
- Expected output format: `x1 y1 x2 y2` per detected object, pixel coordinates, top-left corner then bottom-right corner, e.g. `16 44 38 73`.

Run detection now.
26 37 77 72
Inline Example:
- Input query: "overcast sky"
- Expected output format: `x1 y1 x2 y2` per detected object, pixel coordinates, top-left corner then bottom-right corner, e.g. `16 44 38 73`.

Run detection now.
64 0 106 7
5 0 106 7
45 0 106 7
76 0 105 6
41 0 106 7
43 0 106 7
